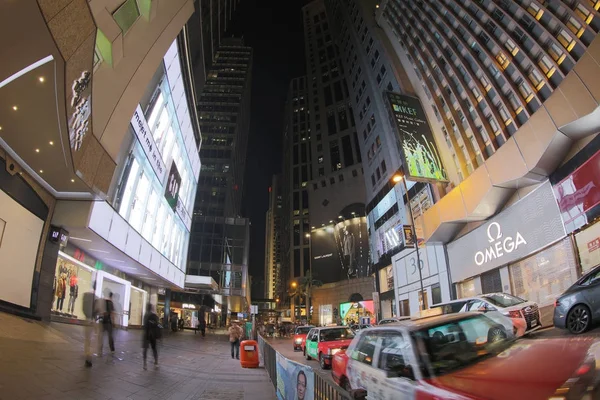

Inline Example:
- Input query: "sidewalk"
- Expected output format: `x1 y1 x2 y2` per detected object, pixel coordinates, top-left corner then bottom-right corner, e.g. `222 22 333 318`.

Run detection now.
0 312 275 400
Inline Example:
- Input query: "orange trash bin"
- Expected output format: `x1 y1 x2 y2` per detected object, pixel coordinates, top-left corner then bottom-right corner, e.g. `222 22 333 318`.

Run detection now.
240 340 259 368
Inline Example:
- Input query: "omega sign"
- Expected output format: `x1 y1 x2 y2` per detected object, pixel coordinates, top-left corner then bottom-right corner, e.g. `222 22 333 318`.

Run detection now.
474 222 527 266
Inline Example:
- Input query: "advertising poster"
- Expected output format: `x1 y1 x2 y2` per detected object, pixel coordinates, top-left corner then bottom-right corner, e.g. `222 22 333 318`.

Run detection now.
276 352 314 400
311 217 370 284
386 92 447 182
339 301 376 325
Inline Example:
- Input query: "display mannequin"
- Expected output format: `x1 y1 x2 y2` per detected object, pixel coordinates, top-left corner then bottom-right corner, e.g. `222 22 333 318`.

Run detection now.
56 273 67 311
68 281 79 315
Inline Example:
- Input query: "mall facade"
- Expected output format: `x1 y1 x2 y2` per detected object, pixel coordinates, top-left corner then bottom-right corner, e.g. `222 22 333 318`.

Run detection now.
0 0 227 326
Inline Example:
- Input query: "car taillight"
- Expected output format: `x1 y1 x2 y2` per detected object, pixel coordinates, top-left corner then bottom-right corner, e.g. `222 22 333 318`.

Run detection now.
554 299 560 307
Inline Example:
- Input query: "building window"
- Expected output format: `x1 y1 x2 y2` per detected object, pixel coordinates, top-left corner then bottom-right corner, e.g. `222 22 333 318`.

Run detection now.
528 67 545 90
557 29 577 52
113 0 140 34
538 55 556 77
496 52 510 70
371 174 376 186
381 159 387 174
517 78 534 102
575 4 594 25
527 2 543 20
566 16 585 38
352 169 358 177
547 41 566 64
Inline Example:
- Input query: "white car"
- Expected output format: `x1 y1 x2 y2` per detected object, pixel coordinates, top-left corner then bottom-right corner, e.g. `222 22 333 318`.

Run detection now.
377 317 410 325
437 293 541 337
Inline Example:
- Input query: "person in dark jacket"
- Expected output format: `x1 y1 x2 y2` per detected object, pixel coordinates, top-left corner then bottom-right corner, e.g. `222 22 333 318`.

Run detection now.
143 303 160 370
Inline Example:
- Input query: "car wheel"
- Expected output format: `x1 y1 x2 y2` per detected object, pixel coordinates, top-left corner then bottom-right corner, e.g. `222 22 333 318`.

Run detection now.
341 377 351 391
488 326 507 343
319 353 327 369
305 348 311 360
567 305 591 334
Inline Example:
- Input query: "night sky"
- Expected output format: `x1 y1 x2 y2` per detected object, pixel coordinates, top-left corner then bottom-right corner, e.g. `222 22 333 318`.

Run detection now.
228 0 307 298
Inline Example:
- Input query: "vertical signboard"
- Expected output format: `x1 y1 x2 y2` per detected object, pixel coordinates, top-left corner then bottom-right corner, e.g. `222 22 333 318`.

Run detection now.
386 92 447 182
165 162 181 211
130 105 167 182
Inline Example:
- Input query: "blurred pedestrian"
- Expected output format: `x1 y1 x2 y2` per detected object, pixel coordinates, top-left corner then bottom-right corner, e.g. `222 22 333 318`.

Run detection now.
82 282 96 367
97 291 115 355
228 322 243 359
143 303 160 370
199 319 206 337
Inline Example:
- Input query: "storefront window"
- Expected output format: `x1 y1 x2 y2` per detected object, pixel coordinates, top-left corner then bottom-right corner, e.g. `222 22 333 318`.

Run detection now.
319 304 333 325
52 255 95 320
575 222 600 273
129 171 150 231
457 278 477 298
142 189 158 242
129 287 147 327
509 238 578 306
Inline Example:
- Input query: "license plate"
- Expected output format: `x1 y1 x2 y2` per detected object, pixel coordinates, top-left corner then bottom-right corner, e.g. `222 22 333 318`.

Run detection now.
530 320 537 327
244 345 254 351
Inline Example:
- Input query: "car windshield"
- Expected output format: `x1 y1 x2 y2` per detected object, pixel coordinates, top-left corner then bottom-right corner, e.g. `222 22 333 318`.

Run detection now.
320 328 355 341
296 327 312 335
415 314 514 377
481 293 525 308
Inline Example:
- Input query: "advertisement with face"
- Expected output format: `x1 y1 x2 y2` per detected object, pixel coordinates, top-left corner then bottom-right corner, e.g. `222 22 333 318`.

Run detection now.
311 217 370 284
386 92 447 182
276 352 314 400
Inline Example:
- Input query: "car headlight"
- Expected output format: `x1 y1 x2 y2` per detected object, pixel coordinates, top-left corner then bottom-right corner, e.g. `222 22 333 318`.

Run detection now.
328 348 341 356
295 338 302 344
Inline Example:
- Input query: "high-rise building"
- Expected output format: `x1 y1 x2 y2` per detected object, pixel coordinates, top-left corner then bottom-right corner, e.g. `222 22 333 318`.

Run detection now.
264 175 283 299
279 1 369 323
322 0 452 318
371 0 600 316
0 0 202 324
186 38 253 320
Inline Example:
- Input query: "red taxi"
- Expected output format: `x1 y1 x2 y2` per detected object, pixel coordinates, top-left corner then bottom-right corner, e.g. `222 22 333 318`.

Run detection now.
304 326 355 369
332 349 351 390
293 325 314 352
341 312 600 399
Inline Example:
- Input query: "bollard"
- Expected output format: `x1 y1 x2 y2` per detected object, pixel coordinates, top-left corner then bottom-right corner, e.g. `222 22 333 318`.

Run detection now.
240 339 259 368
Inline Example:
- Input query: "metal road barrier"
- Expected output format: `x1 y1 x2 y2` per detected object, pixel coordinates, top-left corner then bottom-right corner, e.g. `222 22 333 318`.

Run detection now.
258 335 351 400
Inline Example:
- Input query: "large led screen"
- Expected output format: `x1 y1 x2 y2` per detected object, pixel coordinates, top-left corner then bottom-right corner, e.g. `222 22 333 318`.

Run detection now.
386 92 447 182
310 216 369 284
339 301 376 325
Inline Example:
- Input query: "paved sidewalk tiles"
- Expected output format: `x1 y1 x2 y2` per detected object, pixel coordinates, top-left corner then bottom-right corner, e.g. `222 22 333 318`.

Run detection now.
0 312 275 400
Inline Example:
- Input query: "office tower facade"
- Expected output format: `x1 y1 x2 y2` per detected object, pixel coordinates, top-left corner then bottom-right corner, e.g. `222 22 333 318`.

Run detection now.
279 1 369 323
374 0 600 314
264 175 283 299
323 0 452 317
186 0 241 96
1 0 201 323
187 38 253 318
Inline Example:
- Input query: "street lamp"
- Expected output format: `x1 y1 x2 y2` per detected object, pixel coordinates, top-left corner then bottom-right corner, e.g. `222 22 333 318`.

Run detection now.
392 173 427 311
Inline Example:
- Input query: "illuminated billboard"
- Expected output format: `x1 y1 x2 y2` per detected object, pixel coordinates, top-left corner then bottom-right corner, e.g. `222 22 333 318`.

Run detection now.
386 92 447 182
310 216 370 284
339 301 376 325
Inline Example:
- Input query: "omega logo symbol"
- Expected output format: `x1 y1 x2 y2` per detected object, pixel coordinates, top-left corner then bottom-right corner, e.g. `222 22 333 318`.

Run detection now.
474 222 527 266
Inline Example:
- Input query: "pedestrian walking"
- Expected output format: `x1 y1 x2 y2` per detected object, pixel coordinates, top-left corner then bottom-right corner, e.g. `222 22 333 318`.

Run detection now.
97 291 115 355
82 282 96 367
228 322 243 359
143 303 160 370
199 319 206 337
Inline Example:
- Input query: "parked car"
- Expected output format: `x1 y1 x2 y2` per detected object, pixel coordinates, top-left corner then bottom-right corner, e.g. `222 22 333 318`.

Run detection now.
555 265 600 334
437 293 540 337
377 317 410 325
342 312 600 399
304 326 355 369
293 325 314 351
349 324 372 333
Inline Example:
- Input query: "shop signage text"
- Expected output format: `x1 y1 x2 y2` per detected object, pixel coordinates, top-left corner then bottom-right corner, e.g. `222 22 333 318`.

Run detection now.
474 222 527 266
182 303 196 309
165 162 181 211
176 197 192 231
588 238 600 253
447 182 566 283
131 105 166 182
49 226 69 247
